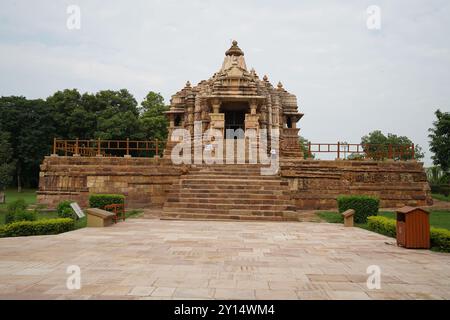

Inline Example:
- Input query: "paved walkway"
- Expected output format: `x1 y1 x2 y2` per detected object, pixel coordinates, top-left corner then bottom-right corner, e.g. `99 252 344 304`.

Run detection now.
0 219 449 300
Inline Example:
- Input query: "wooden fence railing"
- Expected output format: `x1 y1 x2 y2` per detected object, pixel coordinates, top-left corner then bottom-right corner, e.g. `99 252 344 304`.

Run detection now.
53 138 165 158
306 142 415 160
52 139 415 161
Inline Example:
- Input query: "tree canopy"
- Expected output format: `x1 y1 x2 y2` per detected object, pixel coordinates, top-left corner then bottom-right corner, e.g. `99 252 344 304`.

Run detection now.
0 90 168 190
0 131 15 194
429 109 450 174
361 130 424 161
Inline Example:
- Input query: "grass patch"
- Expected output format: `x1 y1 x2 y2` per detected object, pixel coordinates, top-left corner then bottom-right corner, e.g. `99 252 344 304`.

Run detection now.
316 210 450 231
0 188 37 209
317 211 343 223
432 193 450 202
126 209 144 219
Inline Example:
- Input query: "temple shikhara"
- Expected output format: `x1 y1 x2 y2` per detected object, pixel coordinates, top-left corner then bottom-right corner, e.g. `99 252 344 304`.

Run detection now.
164 40 304 159
37 41 432 221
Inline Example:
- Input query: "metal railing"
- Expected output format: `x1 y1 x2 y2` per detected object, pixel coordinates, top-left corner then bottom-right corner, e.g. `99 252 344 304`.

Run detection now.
53 138 165 158
306 142 415 160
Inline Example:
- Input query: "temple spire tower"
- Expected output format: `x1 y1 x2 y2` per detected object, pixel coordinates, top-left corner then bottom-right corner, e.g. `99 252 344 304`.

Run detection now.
165 40 304 160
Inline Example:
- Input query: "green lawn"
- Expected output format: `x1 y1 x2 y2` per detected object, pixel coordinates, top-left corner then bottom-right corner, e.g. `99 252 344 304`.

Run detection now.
432 193 450 202
0 188 143 229
317 210 450 230
0 188 37 209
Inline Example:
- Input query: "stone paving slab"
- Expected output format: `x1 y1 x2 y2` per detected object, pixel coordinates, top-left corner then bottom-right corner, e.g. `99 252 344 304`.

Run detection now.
0 219 449 300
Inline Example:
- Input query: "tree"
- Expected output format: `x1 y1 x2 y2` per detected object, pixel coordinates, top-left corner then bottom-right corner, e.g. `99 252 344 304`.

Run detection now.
0 132 16 203
47 89 88 139
140 91 165 113
429 109 450 175
140 92 169 141
361 130 424 161
93 89 141 140
0 97 55 191
426 166 448 185
299 136 314 159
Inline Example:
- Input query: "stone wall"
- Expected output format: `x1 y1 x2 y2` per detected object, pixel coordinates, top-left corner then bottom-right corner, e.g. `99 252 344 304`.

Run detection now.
38 156 432 211
37 156 184 209
280 159 432 209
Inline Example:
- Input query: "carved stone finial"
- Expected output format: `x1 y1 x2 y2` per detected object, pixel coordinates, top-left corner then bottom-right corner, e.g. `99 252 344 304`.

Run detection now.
185 81 191 88
225 40 244 56
263 75 268 81
277 81 283 89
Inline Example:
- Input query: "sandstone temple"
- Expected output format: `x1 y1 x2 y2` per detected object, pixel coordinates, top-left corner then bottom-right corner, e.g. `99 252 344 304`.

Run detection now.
164 40 304 160
37 41 432 221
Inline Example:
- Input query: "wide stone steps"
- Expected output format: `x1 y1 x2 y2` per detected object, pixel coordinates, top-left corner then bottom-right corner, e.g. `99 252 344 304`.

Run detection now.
166 196 292 204
177 185 287 193
180 179 288 186
163 205 286 214
185 174 282 181
161 212 289 222
164 201 296 211
161 164 298 222
171 190 291 197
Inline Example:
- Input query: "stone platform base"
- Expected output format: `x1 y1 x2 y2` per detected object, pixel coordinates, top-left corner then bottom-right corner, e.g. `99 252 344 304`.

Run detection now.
37 156 432 211
280 159 432 209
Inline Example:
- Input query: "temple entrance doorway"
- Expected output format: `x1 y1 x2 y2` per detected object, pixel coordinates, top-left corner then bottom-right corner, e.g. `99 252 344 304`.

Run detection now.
222 102 248 139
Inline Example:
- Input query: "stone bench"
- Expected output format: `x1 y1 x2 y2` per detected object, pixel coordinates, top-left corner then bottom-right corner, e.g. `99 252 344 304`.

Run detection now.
341 209 355 227
86 208 115 227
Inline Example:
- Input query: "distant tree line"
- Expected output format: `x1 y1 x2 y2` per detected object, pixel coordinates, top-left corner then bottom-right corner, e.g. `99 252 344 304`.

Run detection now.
0 89 168 192
0 88 448 199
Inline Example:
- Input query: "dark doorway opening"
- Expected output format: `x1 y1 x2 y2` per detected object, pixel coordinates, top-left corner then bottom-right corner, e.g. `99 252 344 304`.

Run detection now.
222 102 248 138
225 111 245 131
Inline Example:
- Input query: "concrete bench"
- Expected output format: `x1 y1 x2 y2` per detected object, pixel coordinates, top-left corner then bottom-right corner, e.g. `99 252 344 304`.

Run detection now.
86 208 115 227
341 209 355 227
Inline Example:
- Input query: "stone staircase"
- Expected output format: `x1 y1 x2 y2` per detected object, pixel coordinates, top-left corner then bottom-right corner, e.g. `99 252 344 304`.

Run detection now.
161 164 300 221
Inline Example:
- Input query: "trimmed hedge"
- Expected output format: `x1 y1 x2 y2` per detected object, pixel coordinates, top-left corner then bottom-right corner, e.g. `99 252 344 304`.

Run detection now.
367 216 396 237
14 210 37 222
89 194 125 209
1 218 75 238
367 216 450 252
430 227 450 252
337 195 379 223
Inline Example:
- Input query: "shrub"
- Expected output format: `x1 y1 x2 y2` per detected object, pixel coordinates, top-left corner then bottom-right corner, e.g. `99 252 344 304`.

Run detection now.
367 216 396 237
430 184 450 197
4 211 15 224
59 207 76 219
14 210 37 222
337 195 379 223
5 198 28 224
57 200 72 213
1 218 75 238
56 200 76 219
430 227 450 252
7 198 27 212
89 194 125 209
367 216 450 252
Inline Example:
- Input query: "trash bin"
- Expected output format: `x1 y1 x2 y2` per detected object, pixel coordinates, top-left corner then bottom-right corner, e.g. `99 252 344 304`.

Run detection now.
396 206 430 249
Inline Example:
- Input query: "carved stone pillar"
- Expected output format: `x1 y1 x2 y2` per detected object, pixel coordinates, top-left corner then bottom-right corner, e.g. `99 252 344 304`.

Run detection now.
209 99 224 136
168 114 175 137
250 99 257 115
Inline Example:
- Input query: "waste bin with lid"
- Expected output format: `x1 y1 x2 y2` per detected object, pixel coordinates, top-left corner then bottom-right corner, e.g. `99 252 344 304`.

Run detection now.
396 206 430 249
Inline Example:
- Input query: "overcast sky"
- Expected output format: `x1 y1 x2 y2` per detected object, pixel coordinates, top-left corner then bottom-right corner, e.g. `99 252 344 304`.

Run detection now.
1 0 449 165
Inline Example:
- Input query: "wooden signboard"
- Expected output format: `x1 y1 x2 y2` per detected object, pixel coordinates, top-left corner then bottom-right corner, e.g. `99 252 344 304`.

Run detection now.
70 202 85 218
